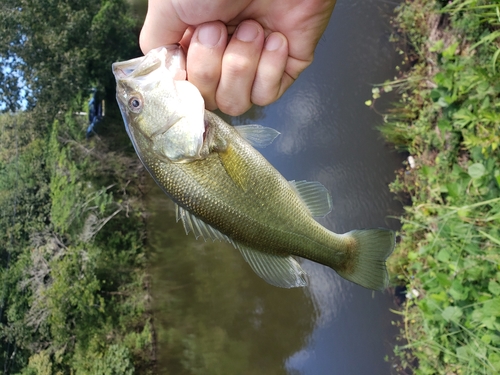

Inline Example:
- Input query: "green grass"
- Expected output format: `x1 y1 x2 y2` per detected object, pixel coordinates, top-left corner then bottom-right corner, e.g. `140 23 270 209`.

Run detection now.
374 0 500 373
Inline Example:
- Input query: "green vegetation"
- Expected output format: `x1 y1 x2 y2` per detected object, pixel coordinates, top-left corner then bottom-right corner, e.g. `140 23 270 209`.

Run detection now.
0 103 154 374
1 0 155 373
0 0 140 115
373 0 500 373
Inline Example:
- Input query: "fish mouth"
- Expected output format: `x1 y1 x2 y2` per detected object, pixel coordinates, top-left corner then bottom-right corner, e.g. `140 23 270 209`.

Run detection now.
111 44 186 81
111 55 148 80
112 44 188 112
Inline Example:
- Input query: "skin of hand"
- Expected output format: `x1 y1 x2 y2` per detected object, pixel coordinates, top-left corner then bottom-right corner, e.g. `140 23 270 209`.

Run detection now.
140 0 336 116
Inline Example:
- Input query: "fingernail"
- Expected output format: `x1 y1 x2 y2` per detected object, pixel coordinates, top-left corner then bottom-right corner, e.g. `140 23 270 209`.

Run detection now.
235 22 259 42
265 33 284 52
198 24 221 47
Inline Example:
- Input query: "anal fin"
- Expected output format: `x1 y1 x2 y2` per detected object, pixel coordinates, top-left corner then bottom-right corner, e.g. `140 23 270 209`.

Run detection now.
176 204 233 243
237 245 308 288
175 204 308 288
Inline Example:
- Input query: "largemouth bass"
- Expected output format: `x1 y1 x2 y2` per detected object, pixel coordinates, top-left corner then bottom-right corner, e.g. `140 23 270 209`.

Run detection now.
112 46 395 290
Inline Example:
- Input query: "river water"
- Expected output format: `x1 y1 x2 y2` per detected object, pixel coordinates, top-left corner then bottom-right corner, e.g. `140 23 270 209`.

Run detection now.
145 1 404 374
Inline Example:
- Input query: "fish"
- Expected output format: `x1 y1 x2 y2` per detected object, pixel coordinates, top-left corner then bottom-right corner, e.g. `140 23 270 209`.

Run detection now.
112 45 395 290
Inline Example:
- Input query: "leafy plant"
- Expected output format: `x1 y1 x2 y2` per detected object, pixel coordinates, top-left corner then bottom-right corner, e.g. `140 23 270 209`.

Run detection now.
380 0 500 373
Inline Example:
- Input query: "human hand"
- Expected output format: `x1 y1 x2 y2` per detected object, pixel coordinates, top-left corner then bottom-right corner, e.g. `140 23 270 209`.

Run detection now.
140 0 336 116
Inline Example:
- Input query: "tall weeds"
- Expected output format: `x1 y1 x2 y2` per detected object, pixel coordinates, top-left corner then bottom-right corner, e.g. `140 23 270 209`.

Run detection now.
378 0 500 373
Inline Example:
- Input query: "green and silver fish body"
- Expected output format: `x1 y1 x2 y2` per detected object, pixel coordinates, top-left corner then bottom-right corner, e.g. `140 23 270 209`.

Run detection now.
112 46 395 290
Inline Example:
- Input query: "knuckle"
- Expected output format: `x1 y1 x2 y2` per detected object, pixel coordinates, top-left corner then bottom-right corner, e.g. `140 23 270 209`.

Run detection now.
190 67 219 86
217 97 250 117
251 75 281 107
252 94 274 107
251 83 279 106
224 54 253 77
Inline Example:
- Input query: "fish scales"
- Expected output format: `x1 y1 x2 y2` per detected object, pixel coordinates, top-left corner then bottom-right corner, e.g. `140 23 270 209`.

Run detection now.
112 46 395 290
139 111 349 262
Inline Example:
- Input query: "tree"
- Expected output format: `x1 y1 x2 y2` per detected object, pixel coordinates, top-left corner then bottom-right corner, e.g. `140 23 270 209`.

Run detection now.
0 0 140 117
0 2 151 372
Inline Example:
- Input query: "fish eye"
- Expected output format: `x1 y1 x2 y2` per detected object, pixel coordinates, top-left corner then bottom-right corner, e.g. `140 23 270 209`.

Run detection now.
128 95 143 113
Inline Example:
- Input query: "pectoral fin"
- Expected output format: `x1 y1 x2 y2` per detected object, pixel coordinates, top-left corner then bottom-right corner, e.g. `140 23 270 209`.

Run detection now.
219 125 279 189
234 124 280 148
218 144 251 191
175 204 308 288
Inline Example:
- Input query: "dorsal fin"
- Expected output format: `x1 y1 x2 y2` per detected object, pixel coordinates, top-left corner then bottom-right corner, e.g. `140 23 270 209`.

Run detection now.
289 180 333 218
175 204 308 288
234 124 280 148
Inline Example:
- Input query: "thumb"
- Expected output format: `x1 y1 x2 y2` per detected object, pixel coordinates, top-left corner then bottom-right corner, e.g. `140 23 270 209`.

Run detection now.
139 0 188 54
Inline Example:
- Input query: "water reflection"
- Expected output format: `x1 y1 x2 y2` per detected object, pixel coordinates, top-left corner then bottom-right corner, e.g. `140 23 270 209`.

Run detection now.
276 83 329 156
301 261 347 327
145 0 404 373
148 184 317 375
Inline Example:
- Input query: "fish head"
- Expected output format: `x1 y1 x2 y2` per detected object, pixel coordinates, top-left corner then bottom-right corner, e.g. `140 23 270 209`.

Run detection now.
112 45 205 162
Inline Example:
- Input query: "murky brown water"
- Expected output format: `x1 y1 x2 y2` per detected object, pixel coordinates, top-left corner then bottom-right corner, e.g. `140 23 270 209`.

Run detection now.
144 0 404 374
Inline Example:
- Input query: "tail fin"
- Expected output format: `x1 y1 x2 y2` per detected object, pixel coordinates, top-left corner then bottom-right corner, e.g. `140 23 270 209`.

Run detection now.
337 229 395 291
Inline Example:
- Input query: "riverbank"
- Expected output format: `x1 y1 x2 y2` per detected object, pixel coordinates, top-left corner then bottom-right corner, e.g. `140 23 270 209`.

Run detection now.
0 99 155 373
376 1 500 373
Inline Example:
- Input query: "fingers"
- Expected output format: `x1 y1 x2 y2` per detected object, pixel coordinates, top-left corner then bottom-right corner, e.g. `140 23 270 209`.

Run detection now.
251 32 289 106
216 20 265 115
216 26 289 115
139 0 187 54
140 0 248 55
143 13 291 116
186 22 227 110
188 21 290 116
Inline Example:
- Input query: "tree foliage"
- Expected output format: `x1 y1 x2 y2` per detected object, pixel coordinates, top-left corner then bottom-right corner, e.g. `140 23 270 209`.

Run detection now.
0 1 153 372
0 0 140 116
1 105 152 373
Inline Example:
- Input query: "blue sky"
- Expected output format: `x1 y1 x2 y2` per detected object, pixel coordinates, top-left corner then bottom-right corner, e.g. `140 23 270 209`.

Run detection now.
0 56 30 111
